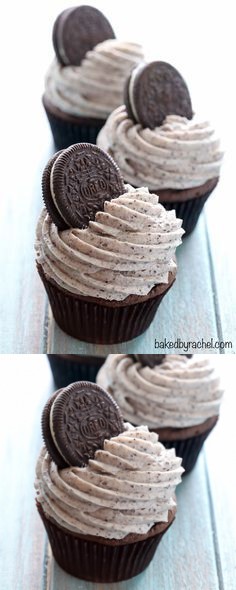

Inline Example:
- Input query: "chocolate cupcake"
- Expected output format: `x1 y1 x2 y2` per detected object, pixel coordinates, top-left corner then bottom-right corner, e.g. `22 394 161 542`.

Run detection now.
35 381 183 582
35 143 184 344
43 5 145 150
97 354 224 472
47 354 105 388
97 61 223 235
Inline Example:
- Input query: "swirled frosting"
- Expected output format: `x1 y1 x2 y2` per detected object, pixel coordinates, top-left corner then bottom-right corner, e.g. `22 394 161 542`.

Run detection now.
35 424 183 539
97 106 223 189
35 186 184 301
45 41 145 119
97 355 223 428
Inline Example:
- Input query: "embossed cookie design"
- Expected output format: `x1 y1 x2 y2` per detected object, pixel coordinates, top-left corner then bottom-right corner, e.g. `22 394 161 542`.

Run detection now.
124 61 193 129
42 143 125 229
53 5 115 66
42 381 124 467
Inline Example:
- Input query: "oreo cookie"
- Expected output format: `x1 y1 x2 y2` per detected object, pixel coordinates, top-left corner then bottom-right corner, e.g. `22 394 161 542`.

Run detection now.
132 354 193 367
41 389 67 469
42 143 125 229
124 61 193 129
42 150 66 230
53 5 115 66
42 381 124 467
133 355 166 367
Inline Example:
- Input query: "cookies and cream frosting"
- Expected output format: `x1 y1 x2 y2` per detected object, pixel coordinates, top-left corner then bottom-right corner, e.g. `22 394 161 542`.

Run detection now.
35 424 183 539
35 186 184 301
97 106 223 190
45 40 145 119
97 355 224 428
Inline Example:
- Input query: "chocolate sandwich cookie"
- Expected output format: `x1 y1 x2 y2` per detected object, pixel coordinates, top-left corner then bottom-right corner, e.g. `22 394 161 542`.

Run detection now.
42 381 124 467
133 355 166 367
42 143 125 229
42 150 66 230
124 61 193 129
41 389 67 469
53 5 115 66
132 354 192 367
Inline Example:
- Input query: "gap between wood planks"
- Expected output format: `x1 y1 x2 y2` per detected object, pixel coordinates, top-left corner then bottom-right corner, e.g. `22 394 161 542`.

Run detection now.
203 213 225 354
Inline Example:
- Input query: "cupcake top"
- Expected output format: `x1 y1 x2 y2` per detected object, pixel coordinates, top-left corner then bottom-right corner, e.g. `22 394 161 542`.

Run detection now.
45 40 145 119
97 106 223 190
35 423 183 539
97 60 223 190
36 184 184 301
97 354 224 428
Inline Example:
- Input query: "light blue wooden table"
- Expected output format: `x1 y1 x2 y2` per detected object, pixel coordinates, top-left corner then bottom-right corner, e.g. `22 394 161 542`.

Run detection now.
0 354 235 590
0 0 235 354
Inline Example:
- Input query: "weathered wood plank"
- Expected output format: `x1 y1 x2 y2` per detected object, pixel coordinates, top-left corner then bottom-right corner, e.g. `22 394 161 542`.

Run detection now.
0 355 54 590
204 170 236 353
204 356 236 590
0 122 52 353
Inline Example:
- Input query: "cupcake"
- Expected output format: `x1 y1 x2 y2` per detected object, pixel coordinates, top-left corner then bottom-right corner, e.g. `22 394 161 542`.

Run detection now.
43 5 145 150
97 61 223 235
97 354 224 472
35 380 183 582
47 354 105 388
35 143 184 344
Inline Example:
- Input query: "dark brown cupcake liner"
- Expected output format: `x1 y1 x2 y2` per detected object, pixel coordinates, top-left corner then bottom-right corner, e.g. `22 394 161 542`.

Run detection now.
159 191 211 236
157 415 218 473
129 177 218 237
47 355 105 388
43 95 105 150
37 502 176 582
37 263 176 344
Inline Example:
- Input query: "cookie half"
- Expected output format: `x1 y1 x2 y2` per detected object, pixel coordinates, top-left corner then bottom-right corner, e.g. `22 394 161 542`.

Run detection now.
42 150 66 230
41 389 67 469
124 61 193 128
42 381 124 467
42 143 125 229
53 5 115 66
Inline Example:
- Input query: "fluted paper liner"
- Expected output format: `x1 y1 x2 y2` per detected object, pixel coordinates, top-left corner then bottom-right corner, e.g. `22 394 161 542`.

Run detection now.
47 355 105 388
157 415 219 473
37 264 176 344
43 95 105 150
37 502 176 582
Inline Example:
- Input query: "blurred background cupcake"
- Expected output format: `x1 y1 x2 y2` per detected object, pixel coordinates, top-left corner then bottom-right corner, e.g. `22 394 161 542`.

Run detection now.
97 61 223 235
47 354 105 388
97 354 224 472
43 5 145 150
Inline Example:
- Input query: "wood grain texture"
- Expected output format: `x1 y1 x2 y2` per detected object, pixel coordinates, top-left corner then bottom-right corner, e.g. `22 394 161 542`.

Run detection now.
0 355 54 589
204 357 236 590
204 170 236 353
